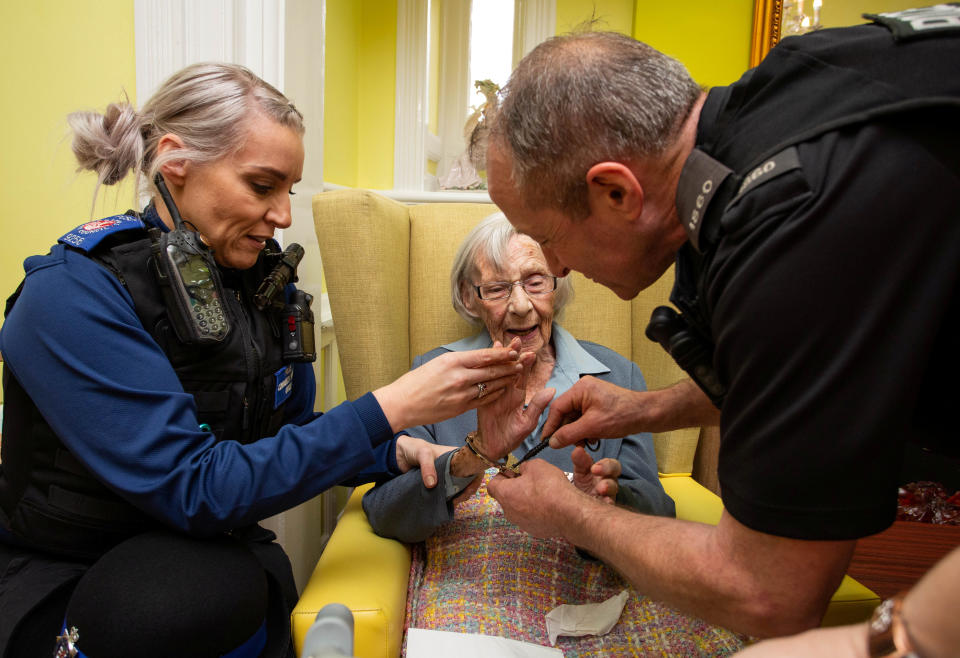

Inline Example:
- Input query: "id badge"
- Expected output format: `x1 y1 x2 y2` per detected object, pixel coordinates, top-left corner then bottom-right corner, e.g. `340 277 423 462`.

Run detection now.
274 364 294 409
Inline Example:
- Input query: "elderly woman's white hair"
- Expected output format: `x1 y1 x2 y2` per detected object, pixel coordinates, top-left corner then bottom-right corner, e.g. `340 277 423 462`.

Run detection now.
450 211 574 325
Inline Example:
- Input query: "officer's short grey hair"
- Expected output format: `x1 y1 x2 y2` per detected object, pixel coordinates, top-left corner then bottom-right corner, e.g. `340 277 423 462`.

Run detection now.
489 30 702 220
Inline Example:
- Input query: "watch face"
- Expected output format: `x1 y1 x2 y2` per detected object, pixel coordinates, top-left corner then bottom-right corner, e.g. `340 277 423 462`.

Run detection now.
868 596 917 658
871 598 896 633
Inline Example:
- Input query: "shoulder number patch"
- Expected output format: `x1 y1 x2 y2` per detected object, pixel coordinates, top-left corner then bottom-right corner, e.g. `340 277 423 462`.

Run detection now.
865 4 960 40
58 215 145 252
730 146 802 206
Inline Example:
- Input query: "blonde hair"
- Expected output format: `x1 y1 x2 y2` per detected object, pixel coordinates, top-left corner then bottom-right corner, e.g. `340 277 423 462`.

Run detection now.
67 62 304 208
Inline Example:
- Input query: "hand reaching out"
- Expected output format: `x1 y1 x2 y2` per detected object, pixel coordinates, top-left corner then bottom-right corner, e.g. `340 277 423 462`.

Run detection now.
541 377 719 448
396 433 482 504
486 459 594 539
374 338 528 433
540 376 645 449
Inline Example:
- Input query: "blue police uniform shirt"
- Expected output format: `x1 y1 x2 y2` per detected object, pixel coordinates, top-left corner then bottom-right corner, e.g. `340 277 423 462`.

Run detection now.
0 208 400 535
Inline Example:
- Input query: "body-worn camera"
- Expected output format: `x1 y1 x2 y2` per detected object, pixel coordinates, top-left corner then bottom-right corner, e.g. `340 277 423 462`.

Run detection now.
646 305 726 407
255 243 304 311
151 174 231 345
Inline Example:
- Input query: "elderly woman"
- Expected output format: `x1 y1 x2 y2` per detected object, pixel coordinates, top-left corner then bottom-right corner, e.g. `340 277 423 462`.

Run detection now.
363 212 674 543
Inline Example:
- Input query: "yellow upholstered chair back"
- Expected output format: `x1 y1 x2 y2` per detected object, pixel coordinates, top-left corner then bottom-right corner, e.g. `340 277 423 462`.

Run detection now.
313 189 699 475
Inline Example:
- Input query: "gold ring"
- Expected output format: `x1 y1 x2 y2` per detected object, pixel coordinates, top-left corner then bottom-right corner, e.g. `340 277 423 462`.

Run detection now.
476 382 487 399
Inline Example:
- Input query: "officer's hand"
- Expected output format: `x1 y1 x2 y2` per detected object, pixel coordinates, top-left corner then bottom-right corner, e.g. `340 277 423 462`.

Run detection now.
541 377 645 449
487 459 590 539
374 338 531 433
395 435 455 488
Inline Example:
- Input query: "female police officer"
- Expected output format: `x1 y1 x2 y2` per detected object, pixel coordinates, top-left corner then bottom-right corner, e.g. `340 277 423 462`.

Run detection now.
0 62 527 657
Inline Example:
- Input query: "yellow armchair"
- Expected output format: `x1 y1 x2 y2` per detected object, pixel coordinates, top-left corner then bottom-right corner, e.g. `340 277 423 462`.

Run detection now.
291 189 879 657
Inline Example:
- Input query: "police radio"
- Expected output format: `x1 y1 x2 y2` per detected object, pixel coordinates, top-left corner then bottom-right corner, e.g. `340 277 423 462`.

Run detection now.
254 243 317 363
645 306 726 407
151 174 232 345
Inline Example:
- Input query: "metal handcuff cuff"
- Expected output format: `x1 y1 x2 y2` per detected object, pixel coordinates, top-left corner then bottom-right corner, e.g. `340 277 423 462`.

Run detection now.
463 430 600 478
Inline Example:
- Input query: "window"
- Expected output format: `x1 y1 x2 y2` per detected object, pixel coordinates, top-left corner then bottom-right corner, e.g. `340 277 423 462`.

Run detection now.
468 0 515 112
394 0 556 193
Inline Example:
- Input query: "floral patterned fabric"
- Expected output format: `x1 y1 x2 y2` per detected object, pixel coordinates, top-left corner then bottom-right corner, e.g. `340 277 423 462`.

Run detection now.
403 472 748 656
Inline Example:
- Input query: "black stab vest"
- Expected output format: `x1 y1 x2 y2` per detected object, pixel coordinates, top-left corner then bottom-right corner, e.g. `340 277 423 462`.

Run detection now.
0 225 292 560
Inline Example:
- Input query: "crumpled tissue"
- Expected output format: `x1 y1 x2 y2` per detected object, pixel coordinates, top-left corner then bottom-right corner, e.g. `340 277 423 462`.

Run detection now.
544 589 629 645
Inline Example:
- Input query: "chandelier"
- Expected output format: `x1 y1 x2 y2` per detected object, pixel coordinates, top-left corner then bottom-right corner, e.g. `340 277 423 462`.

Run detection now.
782 0 823 36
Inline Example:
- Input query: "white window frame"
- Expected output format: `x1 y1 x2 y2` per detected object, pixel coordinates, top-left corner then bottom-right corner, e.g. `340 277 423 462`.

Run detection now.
394 0 556 193
134 0 286 107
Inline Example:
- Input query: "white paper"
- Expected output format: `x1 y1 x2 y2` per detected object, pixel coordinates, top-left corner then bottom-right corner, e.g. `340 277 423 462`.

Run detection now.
544 589 629 645
406 628 563 658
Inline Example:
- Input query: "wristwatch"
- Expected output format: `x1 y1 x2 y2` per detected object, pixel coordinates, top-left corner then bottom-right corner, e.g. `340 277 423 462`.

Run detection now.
867 594 921 658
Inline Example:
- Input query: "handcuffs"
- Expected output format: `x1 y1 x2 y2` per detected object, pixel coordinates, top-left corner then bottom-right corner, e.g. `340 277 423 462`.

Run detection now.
463 430 599 478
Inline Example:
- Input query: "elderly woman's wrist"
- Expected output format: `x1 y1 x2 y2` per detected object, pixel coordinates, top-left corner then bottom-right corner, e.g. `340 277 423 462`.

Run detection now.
472 426 511 460
450 445 486 477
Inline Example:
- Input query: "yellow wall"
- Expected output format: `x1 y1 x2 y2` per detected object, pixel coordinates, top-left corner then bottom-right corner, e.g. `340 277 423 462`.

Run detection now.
357 0 398 190
324 1 757 190
557 0 636 34
323 0 397 190
556 0 753 85
633 1 754 87
0 1 136 331
323 0 363 188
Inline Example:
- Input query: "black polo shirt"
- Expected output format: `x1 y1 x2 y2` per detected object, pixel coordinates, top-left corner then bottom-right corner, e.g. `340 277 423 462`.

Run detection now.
674 14 960 540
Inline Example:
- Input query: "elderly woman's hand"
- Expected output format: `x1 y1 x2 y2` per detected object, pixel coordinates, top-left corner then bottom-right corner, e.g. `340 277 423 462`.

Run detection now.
474 362 555 462
449 360 554 477
571 445 620 504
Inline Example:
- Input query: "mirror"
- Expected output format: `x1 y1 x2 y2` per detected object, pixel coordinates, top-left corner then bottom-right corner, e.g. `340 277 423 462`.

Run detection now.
751 0 785 66
751 0 926 66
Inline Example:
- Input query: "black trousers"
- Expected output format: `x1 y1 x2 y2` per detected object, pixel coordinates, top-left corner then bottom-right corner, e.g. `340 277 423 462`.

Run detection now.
0 527 297 658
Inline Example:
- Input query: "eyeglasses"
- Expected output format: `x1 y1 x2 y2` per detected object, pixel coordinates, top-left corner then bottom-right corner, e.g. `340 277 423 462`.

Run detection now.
473 274 557 301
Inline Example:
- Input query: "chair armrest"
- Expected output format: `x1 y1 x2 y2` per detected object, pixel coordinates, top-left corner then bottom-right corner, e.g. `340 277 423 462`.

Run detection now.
291 483 411 658
659 474 880 627
660 474 725 524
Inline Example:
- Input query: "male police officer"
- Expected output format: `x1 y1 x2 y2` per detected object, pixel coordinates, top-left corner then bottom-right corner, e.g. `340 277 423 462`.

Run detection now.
483 7 960 639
